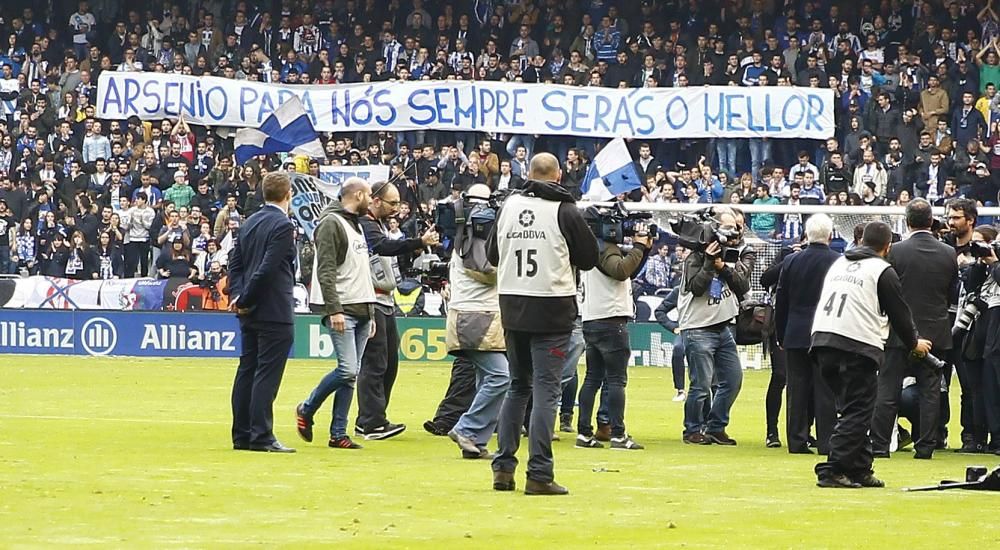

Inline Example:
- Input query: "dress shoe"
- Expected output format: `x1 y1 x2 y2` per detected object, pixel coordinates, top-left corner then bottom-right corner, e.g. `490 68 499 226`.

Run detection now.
249 441 296 453
683 432 710 445
872 450 890 459
493 471 515 491
913 449 933 460
524 479 569 495
852 474 886 488
233 442 250 451
816 474 861 489
423 420 447 436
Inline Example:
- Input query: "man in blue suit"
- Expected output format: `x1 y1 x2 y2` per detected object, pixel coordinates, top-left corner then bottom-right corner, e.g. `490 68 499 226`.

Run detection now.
228 172 297 453
775 213 841 455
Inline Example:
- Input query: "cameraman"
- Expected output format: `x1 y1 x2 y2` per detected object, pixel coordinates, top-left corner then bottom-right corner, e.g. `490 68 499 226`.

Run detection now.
200 260 229 311
961 226 1000 452
356 180 440 440
678 206 751 446
574 208 651 450
444 184 510 460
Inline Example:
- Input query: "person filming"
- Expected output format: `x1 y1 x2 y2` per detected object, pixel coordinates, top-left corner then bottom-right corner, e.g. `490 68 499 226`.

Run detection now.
574 207 651 450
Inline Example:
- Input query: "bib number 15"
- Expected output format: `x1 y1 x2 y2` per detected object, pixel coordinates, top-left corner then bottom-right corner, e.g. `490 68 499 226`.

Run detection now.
514 248 538 277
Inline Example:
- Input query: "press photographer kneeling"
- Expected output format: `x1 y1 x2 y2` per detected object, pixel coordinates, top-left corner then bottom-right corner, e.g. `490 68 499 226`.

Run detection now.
574 204 652 450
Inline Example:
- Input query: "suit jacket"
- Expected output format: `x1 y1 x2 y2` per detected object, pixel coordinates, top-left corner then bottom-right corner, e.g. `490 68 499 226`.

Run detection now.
228 204 296 326
886 231 958 349
775 243 842 349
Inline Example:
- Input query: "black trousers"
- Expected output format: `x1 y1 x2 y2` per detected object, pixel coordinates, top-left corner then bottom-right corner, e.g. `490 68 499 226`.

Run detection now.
786 348 836 454
124 241 150 278
356 309 400 430
814 349 878 480
955 348 988 445
232 320 293 447
430 356 477 431
765 343 787 436
871 348 941 455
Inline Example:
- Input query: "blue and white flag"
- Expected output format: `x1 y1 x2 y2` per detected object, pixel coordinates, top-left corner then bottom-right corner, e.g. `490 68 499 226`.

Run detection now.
581 137 643 201
234 96 325 164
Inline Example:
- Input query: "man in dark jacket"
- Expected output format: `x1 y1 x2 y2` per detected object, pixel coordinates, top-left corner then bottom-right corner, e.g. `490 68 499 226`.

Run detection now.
871 200 958 459
870 92 901 156
488 153 599 495
775 214 841 454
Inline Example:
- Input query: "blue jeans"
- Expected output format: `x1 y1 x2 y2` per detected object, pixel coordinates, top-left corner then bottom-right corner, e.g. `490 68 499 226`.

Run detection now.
682 325 743 435
748 138 770 181
302 315 371 439
715 139 737 178
506 134 536 159
453 350 510 446
672 333 686 391
579 320 631 438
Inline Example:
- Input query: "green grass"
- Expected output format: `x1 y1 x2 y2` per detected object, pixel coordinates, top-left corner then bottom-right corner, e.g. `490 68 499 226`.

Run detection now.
1 356 999 548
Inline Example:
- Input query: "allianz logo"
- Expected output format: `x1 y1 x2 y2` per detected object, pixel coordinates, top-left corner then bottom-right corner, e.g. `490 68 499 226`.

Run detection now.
0 318 237 355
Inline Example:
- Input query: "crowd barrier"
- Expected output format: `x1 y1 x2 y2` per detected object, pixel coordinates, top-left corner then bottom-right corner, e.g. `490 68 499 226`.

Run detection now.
0 310 701 366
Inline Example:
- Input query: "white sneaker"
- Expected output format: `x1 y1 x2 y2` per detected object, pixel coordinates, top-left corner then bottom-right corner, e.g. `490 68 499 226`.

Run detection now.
672 390 686 402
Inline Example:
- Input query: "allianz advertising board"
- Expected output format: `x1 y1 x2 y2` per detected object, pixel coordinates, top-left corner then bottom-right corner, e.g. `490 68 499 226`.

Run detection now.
0 310 240 357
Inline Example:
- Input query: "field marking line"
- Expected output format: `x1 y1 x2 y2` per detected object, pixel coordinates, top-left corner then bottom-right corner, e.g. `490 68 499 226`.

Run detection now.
0 413 221 425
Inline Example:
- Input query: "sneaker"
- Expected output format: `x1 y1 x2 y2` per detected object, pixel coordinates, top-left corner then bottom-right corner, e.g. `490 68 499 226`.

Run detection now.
672 390 686 402
462 445 494 460
354 426 366 437
817 474 862 489
705 431 737 446
683 432 710 445
448 429 481 455
852 473 886 488
766 433 782 448
955 442 985 454
552 432 561 441
295 403 313 443
559 413 574 433
575 434 604 448
364 423 406 441
329 436 363 449
610 435 644 450
595 423 612 442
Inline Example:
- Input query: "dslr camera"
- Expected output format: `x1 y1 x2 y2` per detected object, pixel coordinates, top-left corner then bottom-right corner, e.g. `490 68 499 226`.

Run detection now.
969 240 1000 259
584 201 658 244
668 208 742 264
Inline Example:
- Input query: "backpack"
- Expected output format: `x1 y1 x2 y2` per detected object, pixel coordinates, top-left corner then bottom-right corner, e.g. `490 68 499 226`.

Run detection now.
453 201 497 275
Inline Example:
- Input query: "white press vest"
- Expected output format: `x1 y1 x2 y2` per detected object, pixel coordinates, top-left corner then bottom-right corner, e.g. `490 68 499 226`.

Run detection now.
496 194 575 297
310 213 376 307
581 263 633 322
812 255 891 350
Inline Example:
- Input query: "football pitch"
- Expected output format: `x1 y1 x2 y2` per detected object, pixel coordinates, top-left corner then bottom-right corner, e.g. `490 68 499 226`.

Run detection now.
1 356 998 548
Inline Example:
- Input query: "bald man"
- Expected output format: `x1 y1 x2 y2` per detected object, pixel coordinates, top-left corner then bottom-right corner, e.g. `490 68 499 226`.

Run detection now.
488 152 599 495
296 177 377 450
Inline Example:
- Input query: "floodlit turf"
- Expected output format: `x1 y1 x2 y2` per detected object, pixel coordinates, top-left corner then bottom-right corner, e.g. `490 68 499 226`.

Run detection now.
1 356 999 547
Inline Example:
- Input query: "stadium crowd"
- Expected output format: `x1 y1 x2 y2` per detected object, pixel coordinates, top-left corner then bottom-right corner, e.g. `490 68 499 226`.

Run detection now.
3 0 1000 287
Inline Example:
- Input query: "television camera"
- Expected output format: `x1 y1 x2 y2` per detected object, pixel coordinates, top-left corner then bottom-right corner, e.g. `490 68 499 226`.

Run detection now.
667 208 742 264
584 201 658 244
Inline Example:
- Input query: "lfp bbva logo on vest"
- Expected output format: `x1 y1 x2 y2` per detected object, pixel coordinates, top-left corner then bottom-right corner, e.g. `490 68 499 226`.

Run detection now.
80 317 118 356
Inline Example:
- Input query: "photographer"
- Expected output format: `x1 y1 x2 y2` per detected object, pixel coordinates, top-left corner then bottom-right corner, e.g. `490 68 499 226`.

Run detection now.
945 198 985 452
678 206 751 446
200 260 230 311
444 184 510 460
355 180 440 441
574 207 651 450
958 226 1000 453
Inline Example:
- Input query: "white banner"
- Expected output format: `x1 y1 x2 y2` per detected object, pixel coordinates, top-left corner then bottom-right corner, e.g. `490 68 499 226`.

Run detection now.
96 73 836 139
289 165 389 240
